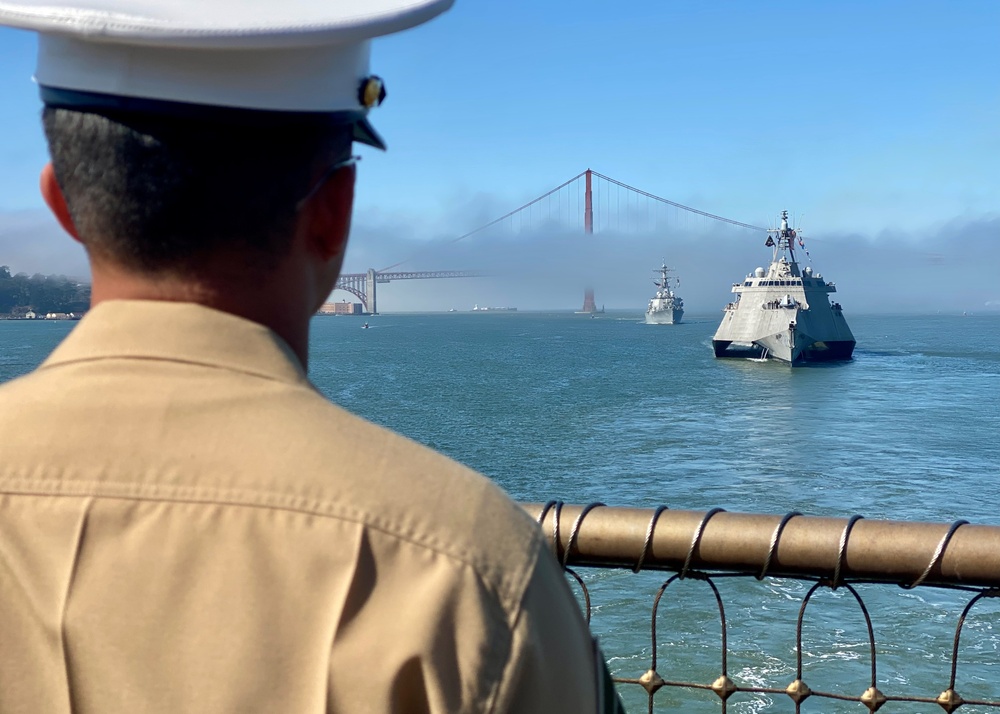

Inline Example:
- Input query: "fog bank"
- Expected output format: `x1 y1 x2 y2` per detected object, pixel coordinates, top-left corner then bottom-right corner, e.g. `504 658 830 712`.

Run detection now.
2 205 997 315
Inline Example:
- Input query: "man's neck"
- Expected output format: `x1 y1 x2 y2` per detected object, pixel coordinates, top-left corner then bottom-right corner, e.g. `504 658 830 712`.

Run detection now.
88 259 314 370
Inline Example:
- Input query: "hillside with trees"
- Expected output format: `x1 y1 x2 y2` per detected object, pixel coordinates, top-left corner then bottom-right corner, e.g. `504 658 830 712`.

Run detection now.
0 266 90 316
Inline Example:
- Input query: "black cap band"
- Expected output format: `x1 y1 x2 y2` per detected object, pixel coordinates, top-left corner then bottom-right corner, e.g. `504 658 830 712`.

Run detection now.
40 86 385 149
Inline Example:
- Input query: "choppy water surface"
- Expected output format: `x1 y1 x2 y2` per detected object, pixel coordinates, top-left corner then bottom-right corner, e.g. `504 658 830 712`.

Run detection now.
4 311 1000 711
318 311 1000 713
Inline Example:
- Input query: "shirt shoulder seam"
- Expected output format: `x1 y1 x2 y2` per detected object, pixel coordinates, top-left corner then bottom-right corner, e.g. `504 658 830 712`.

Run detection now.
0 477 538 612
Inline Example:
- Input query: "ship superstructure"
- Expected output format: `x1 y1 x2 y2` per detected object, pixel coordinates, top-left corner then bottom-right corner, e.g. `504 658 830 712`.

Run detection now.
712 211 855 364
645 262 684 325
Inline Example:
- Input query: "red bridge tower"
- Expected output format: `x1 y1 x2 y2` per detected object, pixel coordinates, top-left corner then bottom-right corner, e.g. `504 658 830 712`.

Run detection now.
578 169 600 314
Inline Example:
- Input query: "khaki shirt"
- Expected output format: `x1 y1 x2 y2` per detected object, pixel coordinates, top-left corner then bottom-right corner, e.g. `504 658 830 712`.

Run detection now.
0 301 604 713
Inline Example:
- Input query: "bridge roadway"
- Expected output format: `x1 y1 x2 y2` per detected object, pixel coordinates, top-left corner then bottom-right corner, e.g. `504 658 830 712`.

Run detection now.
335 269 480 314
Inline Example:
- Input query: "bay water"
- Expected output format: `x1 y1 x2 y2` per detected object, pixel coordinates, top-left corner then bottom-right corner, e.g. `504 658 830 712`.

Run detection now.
3 311 999 711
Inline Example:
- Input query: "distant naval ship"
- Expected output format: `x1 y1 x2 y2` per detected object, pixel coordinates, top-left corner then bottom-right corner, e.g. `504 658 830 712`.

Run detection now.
645 262 684 325
712 211 855 364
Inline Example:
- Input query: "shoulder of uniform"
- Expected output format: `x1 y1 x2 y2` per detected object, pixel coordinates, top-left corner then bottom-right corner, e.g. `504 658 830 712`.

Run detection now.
0 361 548 614
147 380 548 613
294 398 547 610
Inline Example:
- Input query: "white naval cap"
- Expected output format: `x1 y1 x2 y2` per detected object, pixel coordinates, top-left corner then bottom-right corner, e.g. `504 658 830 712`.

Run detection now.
0 0 456 149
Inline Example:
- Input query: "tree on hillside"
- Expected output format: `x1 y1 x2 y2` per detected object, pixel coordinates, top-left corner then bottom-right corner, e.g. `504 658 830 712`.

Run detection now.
0 267 90 314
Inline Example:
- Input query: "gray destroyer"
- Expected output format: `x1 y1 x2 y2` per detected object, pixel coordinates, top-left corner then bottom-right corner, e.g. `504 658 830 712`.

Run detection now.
645 262 684 325
712 211 855 364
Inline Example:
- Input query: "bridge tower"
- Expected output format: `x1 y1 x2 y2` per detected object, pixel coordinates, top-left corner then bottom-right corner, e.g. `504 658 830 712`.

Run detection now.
579 168 598 313
366 268 378 315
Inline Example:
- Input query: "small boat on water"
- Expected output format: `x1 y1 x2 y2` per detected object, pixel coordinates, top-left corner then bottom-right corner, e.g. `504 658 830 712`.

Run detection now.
712 211 855 365
645 261 684 325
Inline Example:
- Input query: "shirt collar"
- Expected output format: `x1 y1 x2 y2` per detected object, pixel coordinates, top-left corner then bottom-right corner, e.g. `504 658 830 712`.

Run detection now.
42 300 308 384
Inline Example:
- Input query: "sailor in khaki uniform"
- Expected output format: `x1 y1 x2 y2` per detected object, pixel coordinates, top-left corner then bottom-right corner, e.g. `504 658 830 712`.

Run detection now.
0 1 624 712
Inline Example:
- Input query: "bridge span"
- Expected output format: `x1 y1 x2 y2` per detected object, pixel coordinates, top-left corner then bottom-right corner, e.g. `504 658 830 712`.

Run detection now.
335 269 480 314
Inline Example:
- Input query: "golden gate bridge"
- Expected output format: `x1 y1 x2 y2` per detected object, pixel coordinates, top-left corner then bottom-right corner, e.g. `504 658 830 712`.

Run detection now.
334 169 768 314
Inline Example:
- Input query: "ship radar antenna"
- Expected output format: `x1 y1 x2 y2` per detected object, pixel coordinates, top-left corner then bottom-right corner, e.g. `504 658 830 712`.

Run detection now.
762 209 805 269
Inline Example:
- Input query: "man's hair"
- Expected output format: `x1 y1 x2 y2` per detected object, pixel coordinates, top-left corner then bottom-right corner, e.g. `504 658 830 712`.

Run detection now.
42 106 352 274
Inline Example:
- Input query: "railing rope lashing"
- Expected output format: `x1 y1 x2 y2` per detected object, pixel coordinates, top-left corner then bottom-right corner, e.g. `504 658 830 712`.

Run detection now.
524 503 1000 588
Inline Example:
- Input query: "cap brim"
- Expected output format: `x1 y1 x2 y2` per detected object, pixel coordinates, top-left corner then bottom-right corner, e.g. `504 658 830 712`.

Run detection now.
353 116 386 151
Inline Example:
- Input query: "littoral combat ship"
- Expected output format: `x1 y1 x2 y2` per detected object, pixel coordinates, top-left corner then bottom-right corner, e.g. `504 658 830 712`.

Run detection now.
712 211 855 364
645 262 684 324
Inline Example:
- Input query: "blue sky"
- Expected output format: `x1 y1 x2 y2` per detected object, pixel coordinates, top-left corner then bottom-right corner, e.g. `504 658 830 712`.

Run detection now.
360 0 1000 231
0 1 998 311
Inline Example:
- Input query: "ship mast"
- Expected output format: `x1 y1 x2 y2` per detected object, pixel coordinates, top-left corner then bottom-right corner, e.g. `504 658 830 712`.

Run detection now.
654 261 676 295
765 210 801 275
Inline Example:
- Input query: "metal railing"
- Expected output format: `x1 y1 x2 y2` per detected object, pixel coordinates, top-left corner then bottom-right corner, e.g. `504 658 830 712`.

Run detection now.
524 502 1000 713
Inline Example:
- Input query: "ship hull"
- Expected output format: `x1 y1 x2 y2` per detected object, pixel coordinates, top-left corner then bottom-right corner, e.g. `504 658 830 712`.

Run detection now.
645 308 683 325
712 303 855 366
713 337 855 365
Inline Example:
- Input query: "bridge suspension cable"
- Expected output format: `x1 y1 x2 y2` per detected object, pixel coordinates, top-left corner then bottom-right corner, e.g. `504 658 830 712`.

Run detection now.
379 170 588 272
589 171 768 233
378 168 766 272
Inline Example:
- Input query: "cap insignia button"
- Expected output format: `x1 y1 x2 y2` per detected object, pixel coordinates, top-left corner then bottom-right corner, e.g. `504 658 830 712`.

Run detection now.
359 76 386 109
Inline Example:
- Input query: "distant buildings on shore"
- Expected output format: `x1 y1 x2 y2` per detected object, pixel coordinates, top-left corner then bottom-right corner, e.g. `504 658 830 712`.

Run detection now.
0 310 84 320
317 301 364 316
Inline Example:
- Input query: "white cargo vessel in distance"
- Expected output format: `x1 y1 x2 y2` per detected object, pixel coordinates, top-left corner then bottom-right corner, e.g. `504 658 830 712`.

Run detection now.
712 211 855 365
645 262 684 325
471 304 517 312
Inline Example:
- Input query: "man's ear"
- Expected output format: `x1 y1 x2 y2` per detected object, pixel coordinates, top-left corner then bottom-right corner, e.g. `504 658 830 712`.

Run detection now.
40 162 81 242
305 164 355 262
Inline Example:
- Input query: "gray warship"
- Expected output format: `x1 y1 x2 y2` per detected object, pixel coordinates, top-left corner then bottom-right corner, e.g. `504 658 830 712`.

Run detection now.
645 262 684 325
712 211 855 364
